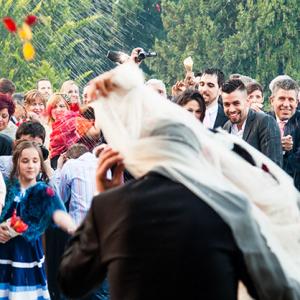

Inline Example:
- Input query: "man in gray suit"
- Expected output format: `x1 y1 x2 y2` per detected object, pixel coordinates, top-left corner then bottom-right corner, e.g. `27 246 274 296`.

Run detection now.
222 79 282 166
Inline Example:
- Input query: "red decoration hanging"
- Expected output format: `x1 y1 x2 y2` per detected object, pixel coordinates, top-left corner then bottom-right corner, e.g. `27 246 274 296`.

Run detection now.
2 15 38 61
24 15 38 26
2 17 17 32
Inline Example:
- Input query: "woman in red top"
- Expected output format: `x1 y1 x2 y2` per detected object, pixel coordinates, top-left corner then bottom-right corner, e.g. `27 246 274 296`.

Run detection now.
47 93 98 169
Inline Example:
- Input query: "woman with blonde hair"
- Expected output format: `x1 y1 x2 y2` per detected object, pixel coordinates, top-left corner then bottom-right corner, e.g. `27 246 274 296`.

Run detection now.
60 80 80 112
23 89 51 148
24 90 46 122
46 93 98 169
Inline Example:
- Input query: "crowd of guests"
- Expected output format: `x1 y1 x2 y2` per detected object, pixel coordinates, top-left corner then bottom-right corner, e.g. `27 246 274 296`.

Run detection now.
0 76 106 299
170 69 300 191
0 47 300 300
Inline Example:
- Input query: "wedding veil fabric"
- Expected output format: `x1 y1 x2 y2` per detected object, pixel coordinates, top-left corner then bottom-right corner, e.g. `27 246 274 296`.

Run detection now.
91 62 300 299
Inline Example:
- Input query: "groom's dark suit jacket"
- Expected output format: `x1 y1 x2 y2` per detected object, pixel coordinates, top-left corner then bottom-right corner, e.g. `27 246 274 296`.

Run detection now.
213 102 228 129
58 172 258 300
223 109 283 166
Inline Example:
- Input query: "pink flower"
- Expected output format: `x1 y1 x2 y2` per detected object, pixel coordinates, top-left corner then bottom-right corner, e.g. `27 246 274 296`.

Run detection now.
155 3 161 13
46 186 55 197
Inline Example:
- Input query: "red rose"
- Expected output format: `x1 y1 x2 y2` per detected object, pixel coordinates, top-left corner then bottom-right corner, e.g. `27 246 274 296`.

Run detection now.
10 209 17 226
13 219 29 233
10 209 28 233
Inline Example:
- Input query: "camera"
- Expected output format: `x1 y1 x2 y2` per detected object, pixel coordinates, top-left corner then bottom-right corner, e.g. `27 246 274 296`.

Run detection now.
107 49 157 64
136 49 157 62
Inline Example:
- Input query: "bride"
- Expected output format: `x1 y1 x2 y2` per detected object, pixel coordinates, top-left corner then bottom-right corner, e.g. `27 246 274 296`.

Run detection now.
87 61 300 299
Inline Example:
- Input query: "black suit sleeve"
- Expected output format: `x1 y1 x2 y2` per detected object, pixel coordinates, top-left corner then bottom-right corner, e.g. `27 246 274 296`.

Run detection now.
0 134 13 156
58 198 106 298
284 121 300 171
258 115 283 166
284 149 300 170
214 104 228 129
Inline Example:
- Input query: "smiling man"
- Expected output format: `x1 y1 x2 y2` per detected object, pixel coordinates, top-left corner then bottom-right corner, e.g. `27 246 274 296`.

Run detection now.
269 78 300 190
222 79 282 166
37 78 53 102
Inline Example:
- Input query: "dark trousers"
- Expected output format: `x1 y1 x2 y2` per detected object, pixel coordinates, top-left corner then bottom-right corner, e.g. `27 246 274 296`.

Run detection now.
45 226 109 300
79 278 109 300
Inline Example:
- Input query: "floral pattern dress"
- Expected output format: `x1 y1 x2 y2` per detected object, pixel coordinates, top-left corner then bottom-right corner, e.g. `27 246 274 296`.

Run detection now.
0 180 65 300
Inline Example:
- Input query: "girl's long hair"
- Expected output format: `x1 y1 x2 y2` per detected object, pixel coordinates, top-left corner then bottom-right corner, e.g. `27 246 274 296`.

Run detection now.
10 140 49 182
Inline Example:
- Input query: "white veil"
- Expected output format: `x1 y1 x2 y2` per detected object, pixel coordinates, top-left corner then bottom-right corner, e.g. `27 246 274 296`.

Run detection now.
91 62 300 299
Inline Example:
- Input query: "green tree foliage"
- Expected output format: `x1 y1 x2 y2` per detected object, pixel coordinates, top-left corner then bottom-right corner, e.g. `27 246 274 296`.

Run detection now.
150 0 300 92
67 0 117 79
108 0 238 83
223 0 300 88
0 0 102 91
148 0 229 87
110 0 164 50
2 0 300 96
110 0 164 74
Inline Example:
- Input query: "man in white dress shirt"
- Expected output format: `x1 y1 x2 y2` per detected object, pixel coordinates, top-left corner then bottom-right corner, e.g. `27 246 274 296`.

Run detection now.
198 68 228 129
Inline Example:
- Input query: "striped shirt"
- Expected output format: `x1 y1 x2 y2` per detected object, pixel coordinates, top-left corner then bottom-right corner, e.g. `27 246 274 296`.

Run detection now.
52 152 99 226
